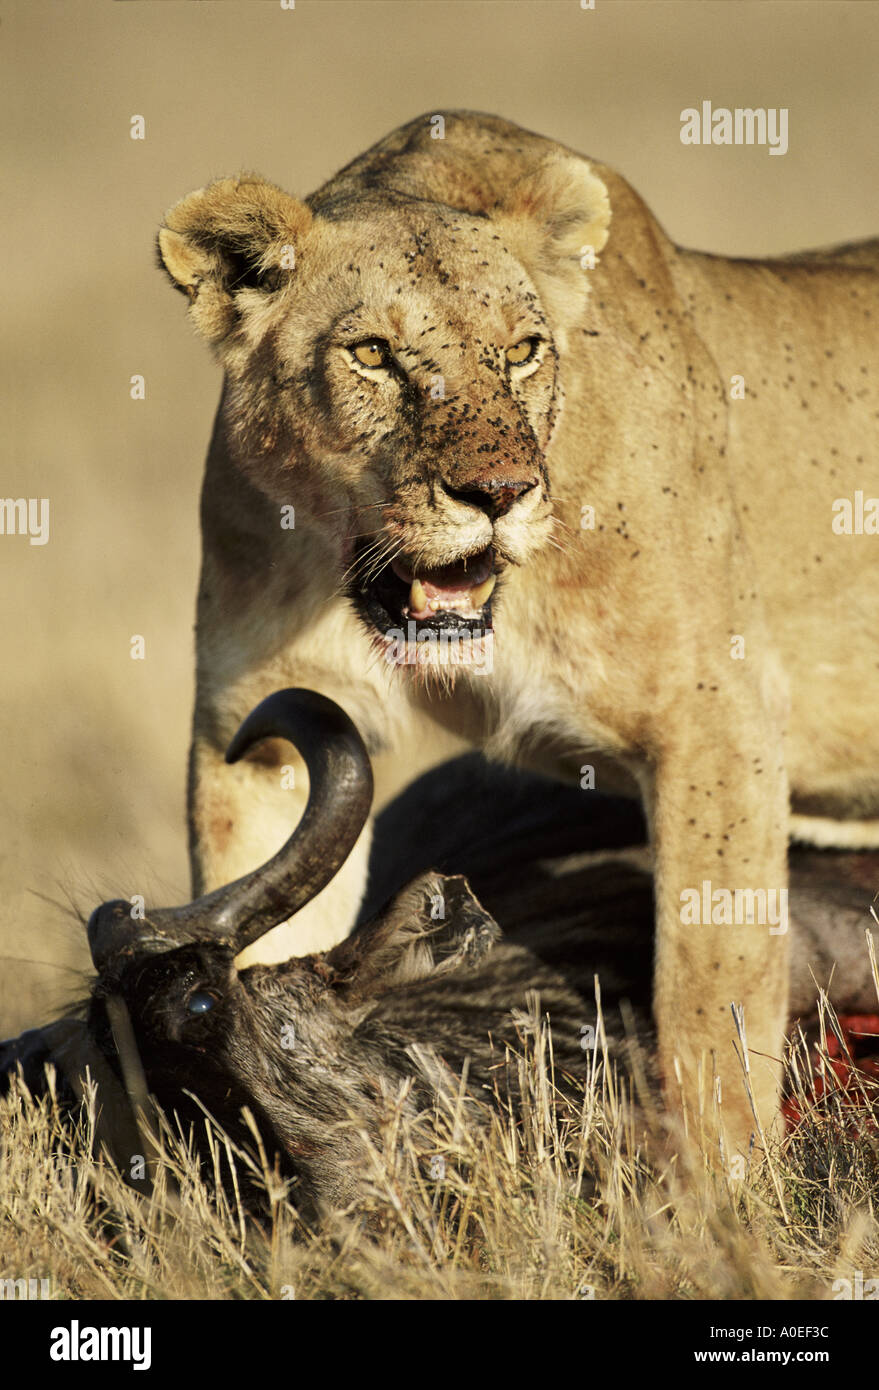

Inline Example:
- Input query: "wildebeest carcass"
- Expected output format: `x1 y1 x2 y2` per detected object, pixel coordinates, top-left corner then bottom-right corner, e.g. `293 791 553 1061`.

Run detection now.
2 689 878 1221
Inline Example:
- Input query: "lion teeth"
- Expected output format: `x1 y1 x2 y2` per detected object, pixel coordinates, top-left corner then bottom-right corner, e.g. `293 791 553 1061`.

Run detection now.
407 569 495 618
469 574 496 607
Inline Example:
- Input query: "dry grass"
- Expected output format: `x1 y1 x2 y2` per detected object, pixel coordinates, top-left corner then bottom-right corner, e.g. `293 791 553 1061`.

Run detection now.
2 998 877 1302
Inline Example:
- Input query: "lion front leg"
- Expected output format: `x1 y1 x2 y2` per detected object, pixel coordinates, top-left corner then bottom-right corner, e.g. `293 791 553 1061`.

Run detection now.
646 717 790 1162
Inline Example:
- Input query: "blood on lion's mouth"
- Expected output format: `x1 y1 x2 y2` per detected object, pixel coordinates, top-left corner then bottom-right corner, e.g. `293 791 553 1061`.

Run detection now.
352 543 499 641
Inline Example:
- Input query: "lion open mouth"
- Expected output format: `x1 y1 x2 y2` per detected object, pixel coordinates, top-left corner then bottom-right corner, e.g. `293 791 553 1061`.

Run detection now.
353 544 498 640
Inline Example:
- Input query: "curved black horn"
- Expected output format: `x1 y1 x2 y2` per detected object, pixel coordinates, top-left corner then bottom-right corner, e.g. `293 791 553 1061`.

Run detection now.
216 688 374 946
89 689 373 966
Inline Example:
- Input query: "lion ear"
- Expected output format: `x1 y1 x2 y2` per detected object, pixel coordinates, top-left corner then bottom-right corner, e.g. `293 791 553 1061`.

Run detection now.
492 153 611 339
157 175 313 344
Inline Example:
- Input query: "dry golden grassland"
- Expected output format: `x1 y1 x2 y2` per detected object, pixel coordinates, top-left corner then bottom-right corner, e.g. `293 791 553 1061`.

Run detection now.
2 994 877 1302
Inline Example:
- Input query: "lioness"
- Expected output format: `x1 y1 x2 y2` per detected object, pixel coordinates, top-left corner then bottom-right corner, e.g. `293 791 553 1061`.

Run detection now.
158 111 879 1155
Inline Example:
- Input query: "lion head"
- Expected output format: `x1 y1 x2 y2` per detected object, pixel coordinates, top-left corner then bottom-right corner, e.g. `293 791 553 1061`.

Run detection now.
158 116 610 670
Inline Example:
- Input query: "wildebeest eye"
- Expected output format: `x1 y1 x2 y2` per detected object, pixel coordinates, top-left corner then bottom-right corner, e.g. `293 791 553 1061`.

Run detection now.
186 990 218 1015
350 339 392 369
505 336 540 366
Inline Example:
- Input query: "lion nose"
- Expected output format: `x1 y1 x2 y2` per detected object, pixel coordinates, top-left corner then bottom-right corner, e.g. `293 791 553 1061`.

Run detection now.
439 474 538 519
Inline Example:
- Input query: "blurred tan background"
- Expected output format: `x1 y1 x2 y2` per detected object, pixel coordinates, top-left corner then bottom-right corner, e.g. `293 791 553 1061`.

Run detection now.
2 0 878 1033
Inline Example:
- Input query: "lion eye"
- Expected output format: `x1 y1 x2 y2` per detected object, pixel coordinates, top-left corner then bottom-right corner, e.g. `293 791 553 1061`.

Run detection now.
351 339 391 369
505 337 540 366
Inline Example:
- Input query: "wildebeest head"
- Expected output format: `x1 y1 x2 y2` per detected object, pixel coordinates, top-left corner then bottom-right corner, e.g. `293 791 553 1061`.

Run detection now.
86 690 506 1216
